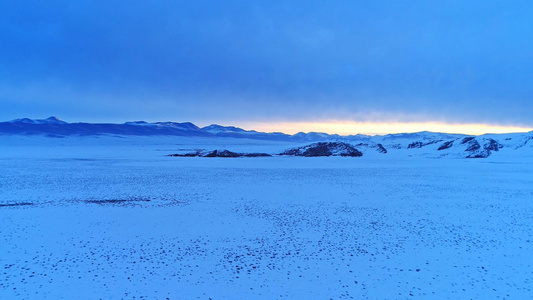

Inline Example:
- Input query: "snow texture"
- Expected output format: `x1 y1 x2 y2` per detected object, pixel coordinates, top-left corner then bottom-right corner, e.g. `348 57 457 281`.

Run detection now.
0 134 532 299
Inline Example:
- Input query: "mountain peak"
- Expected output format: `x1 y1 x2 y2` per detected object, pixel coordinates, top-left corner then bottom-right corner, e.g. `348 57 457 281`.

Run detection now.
9 116 66 124
43 116 66 124
202 124 249 134
124 121 150 126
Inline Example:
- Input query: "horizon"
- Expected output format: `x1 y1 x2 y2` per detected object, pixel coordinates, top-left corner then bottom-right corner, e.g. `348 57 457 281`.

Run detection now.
5 116 533 136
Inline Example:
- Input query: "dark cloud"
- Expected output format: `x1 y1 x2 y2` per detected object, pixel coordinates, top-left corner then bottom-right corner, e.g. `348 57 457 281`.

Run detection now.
1 1 533 126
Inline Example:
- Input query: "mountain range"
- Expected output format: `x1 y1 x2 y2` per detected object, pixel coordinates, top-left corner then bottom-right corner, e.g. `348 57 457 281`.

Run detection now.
1 117 532 158
0 116 374 141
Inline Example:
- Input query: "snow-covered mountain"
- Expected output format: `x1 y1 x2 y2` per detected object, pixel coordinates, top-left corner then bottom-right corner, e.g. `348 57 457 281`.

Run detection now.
1 117 210 137
1 117 532 158
8 116 67 125
202 124 292 140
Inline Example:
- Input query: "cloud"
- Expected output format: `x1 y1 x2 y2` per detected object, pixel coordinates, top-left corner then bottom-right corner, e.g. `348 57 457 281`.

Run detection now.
1 1 533 128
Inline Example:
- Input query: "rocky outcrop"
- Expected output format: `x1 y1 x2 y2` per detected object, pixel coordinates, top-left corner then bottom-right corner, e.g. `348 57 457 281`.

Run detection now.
407 140 442 149
202 150 242 157
376 143 387 154
463 138 503 158
438 140 454 151
168 150 271 158
279 142 363 157
461 137 476 144
465 139 481 152
484 138 502 152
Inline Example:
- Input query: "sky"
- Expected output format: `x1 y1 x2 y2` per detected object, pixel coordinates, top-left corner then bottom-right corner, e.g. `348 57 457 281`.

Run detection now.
1 1 533 135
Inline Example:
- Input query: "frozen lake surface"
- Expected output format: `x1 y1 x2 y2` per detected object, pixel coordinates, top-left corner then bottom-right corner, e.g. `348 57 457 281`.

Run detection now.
1 136 532 299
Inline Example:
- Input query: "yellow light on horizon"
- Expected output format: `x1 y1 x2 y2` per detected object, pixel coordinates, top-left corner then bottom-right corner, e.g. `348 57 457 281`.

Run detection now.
236 121 532 136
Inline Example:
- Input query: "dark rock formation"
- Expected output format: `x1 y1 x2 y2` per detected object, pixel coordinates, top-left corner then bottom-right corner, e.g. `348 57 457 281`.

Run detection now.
464 138 503 158
407 141 424 149
167 150 271 158
407 140 442 149
438 140 454 151
461 137 475 144
467 152 489 158
465 139 481 152
376 143 387 154
167 152 199 157
279 142 363 157
243 153 272 157
202 150 241 157
484 138 502 152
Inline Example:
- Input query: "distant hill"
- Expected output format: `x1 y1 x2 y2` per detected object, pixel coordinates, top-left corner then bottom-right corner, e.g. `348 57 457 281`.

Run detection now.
1 117 532 158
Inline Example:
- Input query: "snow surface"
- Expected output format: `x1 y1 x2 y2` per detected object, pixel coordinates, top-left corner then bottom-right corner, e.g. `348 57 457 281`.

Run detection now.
1 135 532 299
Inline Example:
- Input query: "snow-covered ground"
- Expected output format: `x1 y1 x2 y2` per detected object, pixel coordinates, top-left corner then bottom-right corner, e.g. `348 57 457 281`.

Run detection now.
1 136 532 299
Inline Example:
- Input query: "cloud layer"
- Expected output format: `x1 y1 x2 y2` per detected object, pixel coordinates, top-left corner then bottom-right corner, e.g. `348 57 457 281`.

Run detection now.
1 1 533 129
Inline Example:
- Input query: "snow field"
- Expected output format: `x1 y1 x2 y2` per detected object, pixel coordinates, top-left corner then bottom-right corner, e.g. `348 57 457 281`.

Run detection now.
1 142 532 299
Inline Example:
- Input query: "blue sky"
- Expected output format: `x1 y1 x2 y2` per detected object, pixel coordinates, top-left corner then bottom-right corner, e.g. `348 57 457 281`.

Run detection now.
1 1 533 134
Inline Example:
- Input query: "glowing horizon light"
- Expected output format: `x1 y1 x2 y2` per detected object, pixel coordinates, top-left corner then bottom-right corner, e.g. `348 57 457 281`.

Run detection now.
235 121 533 136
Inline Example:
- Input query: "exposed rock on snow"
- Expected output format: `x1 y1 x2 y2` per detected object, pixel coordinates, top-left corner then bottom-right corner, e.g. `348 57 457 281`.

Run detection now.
438 140 455 151
243 153 273 157
461 137 476 144
203 150 242 158
168 150 272 158
484 138 502 152
279 142 363 157
376 143 387 154
463 138 503 158
465 139 481 152
407 140 442 149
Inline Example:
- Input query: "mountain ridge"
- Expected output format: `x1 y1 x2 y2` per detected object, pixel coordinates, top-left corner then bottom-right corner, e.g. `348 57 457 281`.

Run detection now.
1 117 532 159
1 116 473 141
